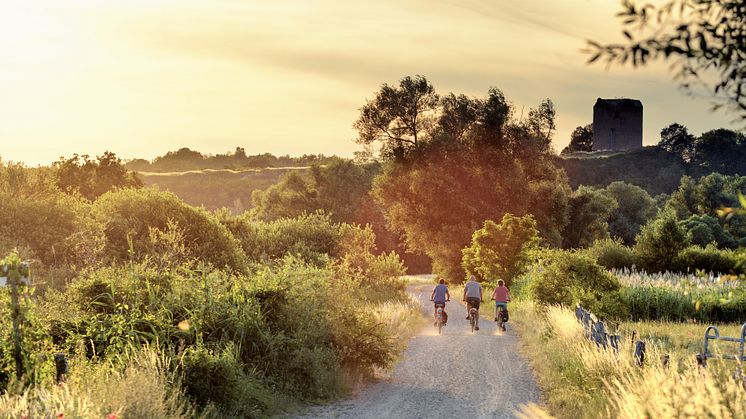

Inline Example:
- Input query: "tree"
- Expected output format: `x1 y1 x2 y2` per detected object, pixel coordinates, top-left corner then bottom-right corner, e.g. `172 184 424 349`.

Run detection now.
561 124 593 154
634 210 690 272
588 1 746 120
691 128 746 174
354 75 439 160
54 152 143 201
461 214 540 285
658 123 696 161
604 181 658 245
680 214 737 248
526 99 557 153
562 186 618 248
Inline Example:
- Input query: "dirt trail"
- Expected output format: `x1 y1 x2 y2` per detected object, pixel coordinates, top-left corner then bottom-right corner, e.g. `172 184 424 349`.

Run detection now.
293 285 542 418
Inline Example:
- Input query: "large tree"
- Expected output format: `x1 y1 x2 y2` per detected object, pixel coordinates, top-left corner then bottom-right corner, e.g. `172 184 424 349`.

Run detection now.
588 0 746 120
354 75 440 160
366 76 571 280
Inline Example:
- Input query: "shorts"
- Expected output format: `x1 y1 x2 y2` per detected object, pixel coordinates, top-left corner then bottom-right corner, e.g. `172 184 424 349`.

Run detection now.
495 302 508 310
466 297 481 310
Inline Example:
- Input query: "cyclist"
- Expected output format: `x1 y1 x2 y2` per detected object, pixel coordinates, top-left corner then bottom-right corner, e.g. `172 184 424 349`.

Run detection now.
430 278 450 326
491 279 511 322
463 274 483 331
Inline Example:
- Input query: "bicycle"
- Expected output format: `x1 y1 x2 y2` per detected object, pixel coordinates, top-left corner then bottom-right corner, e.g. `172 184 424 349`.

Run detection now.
496 305 507 332
469 306 479 333
465 297 481 333
431 299 449 335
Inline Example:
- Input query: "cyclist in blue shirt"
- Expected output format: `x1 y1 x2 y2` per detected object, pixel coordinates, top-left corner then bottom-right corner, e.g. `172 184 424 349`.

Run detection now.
430 278 450 325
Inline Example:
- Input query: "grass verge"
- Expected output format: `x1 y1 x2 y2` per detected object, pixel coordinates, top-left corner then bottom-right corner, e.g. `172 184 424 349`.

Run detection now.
510 301 746 418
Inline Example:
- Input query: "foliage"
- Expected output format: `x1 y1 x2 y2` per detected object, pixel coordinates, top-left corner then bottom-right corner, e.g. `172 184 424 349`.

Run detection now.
600 183 655 246
0 252 54 392
562 186 618 248
252 159 381 223
461 214 540 285
137 166 293 213
672 244 745 274
588 0 746 121
54 152 142 200
368 76 571 280
530 250 621 315
666 172 746 243
353 75 440 160
222 212 342 266
336 224 406 292
558 146 687 196
92 188 246 272
561 123 593 154
680 214 737 248
126 147 334 173
658 123 696 161
634 210 690 272
586 238 638 270
690 128 746 175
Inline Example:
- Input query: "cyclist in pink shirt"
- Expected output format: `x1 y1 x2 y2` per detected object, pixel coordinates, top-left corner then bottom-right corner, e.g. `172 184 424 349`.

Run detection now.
491 279 511 322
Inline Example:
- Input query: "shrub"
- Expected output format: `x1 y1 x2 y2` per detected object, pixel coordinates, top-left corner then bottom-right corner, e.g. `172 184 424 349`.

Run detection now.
586 238 637 269
531 250 621 316
336 224 406 293
462 214 540 285
672 244 744 275
223 212 341 266
180 347 278 418
634 210 690 272
93 188 246 271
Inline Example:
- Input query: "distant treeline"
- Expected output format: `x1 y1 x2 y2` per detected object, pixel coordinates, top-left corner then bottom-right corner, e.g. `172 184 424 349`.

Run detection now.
125 147 337 173
559 126 746 196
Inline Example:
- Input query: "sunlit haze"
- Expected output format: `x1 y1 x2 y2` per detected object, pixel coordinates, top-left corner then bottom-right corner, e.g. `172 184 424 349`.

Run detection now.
0 0 738 166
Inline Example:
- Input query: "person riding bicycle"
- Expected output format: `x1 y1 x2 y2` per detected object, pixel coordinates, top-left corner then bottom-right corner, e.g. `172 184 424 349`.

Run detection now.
463 275 483 331
430 278 450 326
491 279 511 322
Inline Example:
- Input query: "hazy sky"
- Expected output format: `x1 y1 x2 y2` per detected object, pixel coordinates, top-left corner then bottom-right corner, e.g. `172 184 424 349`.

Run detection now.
0 0 738 166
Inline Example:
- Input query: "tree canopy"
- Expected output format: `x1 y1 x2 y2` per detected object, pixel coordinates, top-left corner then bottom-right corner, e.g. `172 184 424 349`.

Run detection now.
366 75 570 280
588 0 746 121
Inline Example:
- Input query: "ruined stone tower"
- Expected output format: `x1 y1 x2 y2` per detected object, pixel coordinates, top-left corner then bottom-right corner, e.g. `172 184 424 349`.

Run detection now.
592 98 643 151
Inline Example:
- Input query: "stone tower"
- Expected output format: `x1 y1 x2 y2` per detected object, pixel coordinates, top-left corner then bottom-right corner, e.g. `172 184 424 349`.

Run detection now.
592 98 643 151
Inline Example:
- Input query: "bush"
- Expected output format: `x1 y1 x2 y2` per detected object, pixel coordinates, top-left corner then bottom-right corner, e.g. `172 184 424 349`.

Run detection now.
93 188 246 271
461 214 540 285
672 245 745 275
223 212 341 266
531 250 621 316
181 347 278 418
634 210 690 272
586 238 637 270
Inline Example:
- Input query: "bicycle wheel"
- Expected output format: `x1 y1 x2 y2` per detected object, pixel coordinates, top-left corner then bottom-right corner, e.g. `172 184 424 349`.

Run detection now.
438 320 442 335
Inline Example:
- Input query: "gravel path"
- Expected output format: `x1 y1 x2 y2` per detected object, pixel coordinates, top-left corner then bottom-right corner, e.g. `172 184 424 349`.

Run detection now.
292 285 542 419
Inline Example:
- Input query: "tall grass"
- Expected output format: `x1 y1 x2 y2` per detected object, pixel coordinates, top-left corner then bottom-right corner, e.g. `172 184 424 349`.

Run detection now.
0 347 193 419
513 302 746 418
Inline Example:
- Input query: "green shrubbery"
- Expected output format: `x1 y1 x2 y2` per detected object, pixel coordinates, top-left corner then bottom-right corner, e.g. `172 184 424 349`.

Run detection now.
530 250 621 316
462 214 540 285
222 211 342 266
93 188 247 272
585 238 638 270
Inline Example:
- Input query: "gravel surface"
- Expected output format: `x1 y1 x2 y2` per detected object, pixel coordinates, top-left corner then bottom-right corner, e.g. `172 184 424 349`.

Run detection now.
292 285 542 419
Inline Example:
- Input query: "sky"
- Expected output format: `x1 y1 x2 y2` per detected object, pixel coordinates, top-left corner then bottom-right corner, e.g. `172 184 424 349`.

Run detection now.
0 0 739 166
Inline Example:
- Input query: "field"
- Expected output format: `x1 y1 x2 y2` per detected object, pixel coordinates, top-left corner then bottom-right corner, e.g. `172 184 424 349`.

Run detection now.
137 167 308 212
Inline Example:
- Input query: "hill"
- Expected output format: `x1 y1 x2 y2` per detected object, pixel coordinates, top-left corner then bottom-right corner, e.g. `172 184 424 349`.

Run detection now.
137 167 309 212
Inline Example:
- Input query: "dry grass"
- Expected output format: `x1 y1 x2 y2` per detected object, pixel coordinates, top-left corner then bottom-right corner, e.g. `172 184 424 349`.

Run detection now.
513 301 746 418
0 348 194 419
